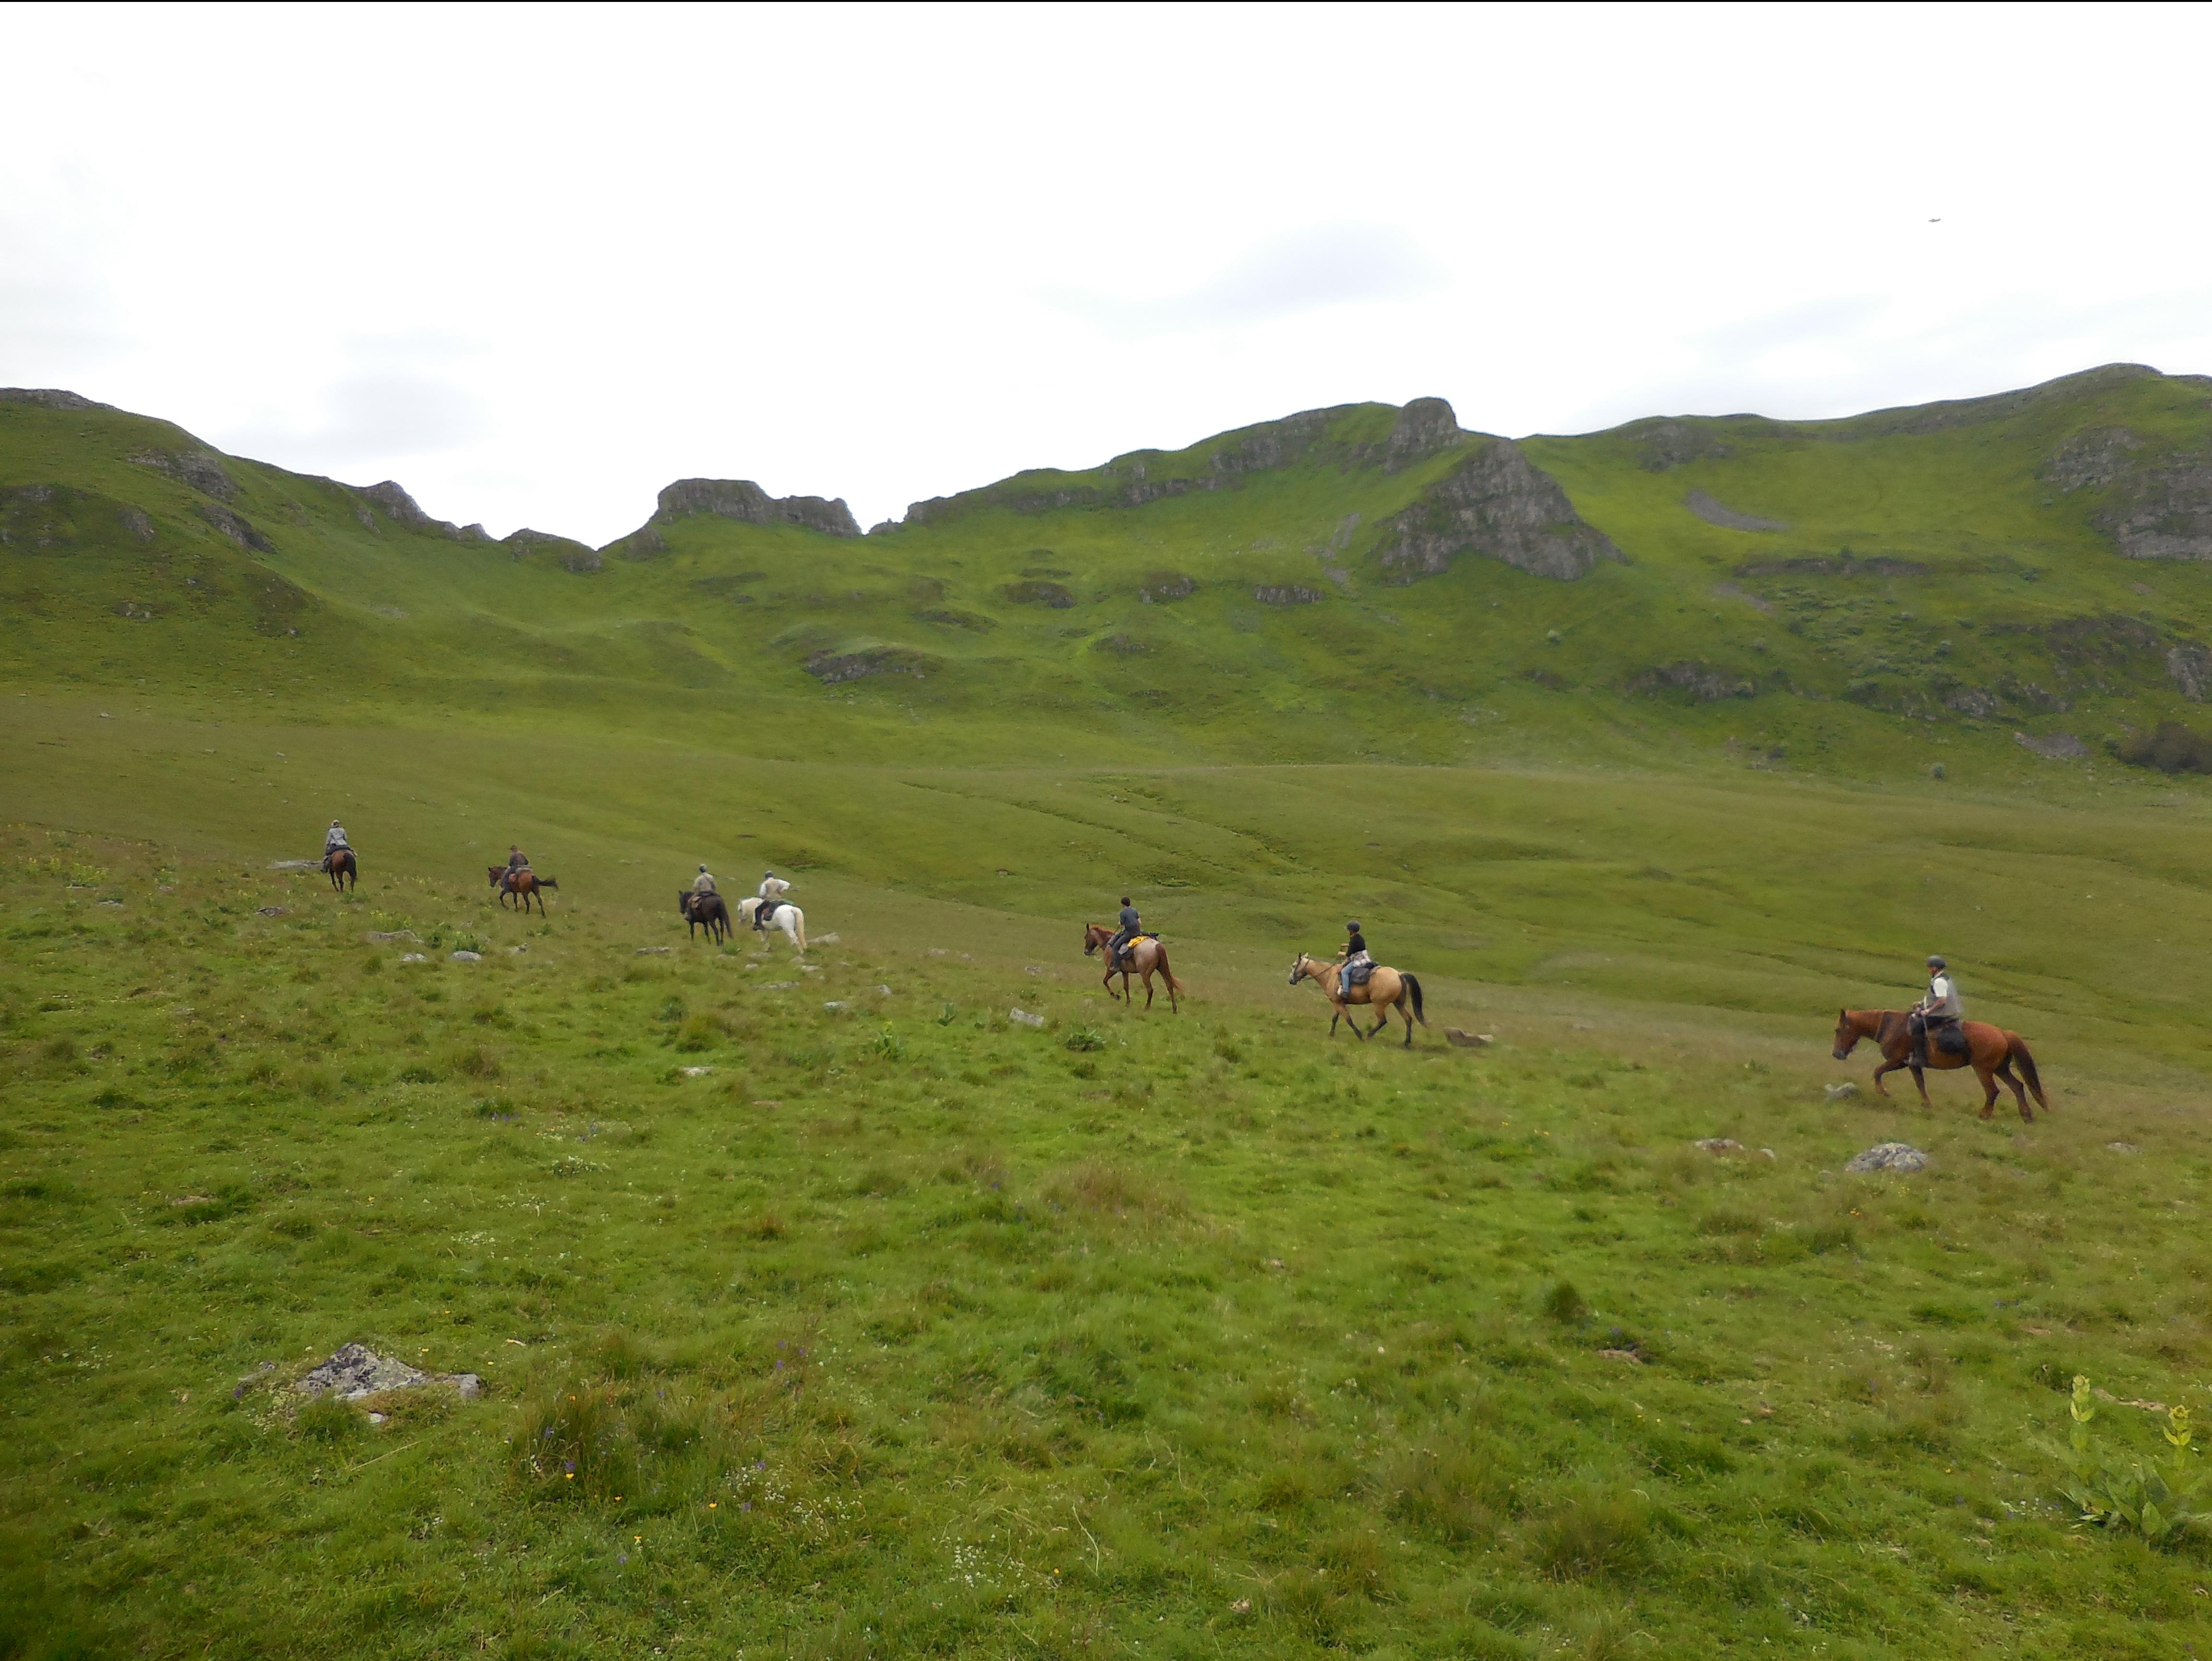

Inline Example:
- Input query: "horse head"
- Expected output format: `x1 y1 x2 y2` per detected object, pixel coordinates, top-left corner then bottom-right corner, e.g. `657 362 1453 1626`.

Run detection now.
487 867 505 888
1287 954 1313 987
1832 1007 1862 1061
1082 924 1107 956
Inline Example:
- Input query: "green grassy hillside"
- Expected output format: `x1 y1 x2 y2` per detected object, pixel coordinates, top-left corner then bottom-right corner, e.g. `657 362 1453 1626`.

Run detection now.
9 370 2212 1657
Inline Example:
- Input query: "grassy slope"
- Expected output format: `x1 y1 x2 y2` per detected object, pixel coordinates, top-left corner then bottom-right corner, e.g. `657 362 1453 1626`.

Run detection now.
6 831 2212 1661
8 373 2212 1655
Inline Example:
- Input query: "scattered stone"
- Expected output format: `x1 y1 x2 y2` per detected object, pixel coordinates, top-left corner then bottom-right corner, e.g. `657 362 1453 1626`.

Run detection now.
927 948 947 956
1596 1348 1644 1364
295 1342 482 1402
814 933 841 944
399 953 429 963
763 981 796 989
874 985 891 996
1443 1028 1492 1047
800 965 821 974
169 1194 214 1206
1758 1148 1777 1161
1825 1082 1860 1101
1025 965 1043 976
255 905 290 917
2107 1140 2140 1154
364 930 419 943
1010 1008 1046 1028
1844 1142 1929 1174
450 950 482 963
679 1065 714 1078
98 899 123 908
823 1001 849 1011
2015 731 2091 760
635 946 673 956
268 859 321 871
366 1412 388 1426
1571 1021 1595 1031
1693 1138 1743 1154
752 1100 782 1108
506 946 528 955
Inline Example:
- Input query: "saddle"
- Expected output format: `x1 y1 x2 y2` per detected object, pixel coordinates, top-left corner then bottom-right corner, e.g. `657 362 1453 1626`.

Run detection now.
1112 932 1155 966
1911 1013 1969 1058
756 899 783 925
1341 960 1375 989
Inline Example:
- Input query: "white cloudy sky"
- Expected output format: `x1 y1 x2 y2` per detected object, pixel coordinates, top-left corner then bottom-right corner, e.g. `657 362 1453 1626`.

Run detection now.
4 2 2209 544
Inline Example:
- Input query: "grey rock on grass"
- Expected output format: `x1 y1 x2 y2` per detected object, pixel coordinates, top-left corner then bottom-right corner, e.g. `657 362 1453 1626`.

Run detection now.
1825 1082 1859 1101
297 1343 481 1401
1845 1142 1928 1174
450 950 482 962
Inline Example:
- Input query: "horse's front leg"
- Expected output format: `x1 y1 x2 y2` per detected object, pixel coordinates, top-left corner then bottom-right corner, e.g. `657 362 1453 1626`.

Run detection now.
1910 1065 1933 1108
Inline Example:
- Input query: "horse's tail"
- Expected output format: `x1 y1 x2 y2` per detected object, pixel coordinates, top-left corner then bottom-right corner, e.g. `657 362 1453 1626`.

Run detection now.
538 876 557 891
1402 973 1427 1026
1156 944 1185 994
2009 1033 2050 1110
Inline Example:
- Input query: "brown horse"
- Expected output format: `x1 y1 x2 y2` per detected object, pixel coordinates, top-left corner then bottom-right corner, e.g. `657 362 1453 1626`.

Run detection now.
488 866 557 915
1289 952 1427 1047
322 848 356 892
680 890 731 943
1082 923 1184 1012
1832 1008 2049 1120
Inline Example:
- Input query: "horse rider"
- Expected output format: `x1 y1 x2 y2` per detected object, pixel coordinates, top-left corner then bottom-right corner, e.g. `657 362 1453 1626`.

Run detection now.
1105 895 1143 969
1336 919 1374 999
324 819 351 857
693 865 718 896
507 844 532 873
755 869 791 931
1909 954 1964 1068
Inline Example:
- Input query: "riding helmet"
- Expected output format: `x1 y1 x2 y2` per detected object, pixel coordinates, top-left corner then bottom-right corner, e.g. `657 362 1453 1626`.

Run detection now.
699 864 708 873
1346 920 1361 932
1926 954 1947 970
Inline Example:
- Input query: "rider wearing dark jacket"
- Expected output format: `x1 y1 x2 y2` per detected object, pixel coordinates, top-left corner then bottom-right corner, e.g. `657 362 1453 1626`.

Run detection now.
1106 897 1142 968
1337 920 1374 996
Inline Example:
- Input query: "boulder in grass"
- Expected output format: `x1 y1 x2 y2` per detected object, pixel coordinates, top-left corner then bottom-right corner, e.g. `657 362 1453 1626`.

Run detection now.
296 1342 482 1401
1825 1082 1859 1102
1844 1142 1928 1174
450 950 482 962
1693 1137 1743 1154
1444 1028 1492 1047
1010 1008 1046 1028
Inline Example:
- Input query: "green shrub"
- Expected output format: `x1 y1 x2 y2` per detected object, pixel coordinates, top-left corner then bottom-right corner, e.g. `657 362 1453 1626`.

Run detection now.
1064 1023 1106 1053
1542 1280 1589 1323
1531 1489 1652 1581
2117 722 2212 774
2056 1376 2210 1542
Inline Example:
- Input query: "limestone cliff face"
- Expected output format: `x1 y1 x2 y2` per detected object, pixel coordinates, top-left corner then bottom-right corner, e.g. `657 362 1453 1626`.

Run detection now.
603 477 860 556
2043 424 2212 562
1378 439 1622 583
349 480 491 543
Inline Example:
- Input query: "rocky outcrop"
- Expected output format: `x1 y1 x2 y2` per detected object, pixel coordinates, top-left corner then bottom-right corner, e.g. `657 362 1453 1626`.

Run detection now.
1377 439 1622 583
652 478 860 538
199 502 275 554
1381 397 1464 473
1139 573 1196 603
1002 579 1076 608
1683 490 1786 532
0 387 117 413
2041 424 2212 561
2043 426 2145 493
2016 731 2090 759
352 480 492 543
2167 642 2212 700
804 645 934 684
504 528 601 572
1254 584 1326 605
1627 418 1734 472
130 447 236 501
1626 662 1756 701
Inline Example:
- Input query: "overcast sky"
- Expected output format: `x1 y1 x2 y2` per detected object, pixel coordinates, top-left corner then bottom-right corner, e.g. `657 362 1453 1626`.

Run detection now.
5 2 2209 544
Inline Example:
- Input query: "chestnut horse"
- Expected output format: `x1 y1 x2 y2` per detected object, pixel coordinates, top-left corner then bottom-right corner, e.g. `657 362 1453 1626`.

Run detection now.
1832 1008 2049 1120
680 890 731 943
1082 924 1184 1012
322 848 356 892
487 866 557 915
1288 952 1427 1047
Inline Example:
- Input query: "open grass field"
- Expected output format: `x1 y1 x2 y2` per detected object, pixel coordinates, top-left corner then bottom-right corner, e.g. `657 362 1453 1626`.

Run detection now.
9 369 2212 1656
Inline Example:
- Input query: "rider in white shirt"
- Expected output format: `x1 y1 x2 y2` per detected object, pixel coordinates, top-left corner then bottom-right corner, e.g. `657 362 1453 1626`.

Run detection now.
693 866 718 895
1911 955 1963 1066
755 870 791 931
325 820 350 852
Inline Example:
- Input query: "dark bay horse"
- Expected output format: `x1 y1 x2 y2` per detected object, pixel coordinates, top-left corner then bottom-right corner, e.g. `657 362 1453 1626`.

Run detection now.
322 848 356 892
680 890 731 943
1289 952 1427 1047
1082 923 1184 1012
488 866 557 915
1832 1008 2049 1120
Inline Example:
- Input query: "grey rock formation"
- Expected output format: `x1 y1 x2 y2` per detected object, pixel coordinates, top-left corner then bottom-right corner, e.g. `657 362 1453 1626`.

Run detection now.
200 502 275 554
867 520 900 536
1844 1142 1928 1174
353 480 491 542
2044 426 2144 492
1139 573 1196 603
0 387 117 413
119 506 154 542
1628 418 1735 472
1627 662 1756 701
653 478 861 538
1378 439 1622 582
2015 731 2090 759
1683 489 1787 532
296 1342 482 1401
2102 457 2212 561
804 645 933 684
503 528 601 571
1381 397 1463 473
130 447 236 501
450 950 482 962
1254 584 1326 605
1002 579 1075 608
2168 642 2212 700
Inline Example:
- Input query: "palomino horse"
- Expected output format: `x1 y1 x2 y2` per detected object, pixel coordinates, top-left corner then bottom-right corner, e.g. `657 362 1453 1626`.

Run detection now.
736 896 807 951
1289 952 1426 1046
1832 1008 2049 1121
487 866 558 916
1082 924 1185 1012
680 891 731 943
322 848 357 892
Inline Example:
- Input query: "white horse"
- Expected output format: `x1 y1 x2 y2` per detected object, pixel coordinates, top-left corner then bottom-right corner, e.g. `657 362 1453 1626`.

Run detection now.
736 896 807 951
